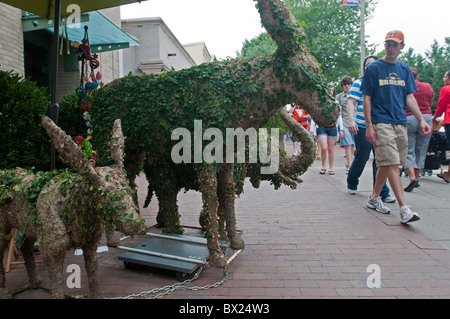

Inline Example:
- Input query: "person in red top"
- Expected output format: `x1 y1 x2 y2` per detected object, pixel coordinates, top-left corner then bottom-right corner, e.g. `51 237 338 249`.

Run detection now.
433 70 450 183
292 103 311 129
403 68 434 191
289 103 310 156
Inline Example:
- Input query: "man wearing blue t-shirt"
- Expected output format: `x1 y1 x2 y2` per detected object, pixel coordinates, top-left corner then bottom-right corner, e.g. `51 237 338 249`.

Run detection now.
360 30 431 224
346 55 394 203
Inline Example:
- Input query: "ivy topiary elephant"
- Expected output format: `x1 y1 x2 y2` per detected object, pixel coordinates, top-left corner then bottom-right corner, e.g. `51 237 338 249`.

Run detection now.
91 0 339 268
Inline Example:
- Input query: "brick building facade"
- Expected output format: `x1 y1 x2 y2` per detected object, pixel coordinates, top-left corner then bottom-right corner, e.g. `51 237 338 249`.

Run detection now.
0 3 128 101
0 3 211 101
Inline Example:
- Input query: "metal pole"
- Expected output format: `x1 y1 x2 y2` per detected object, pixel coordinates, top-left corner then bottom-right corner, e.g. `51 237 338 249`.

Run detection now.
145 232 230 248
49 0 61 170
226 249 243 266
360 0 365 76
117 246 206 265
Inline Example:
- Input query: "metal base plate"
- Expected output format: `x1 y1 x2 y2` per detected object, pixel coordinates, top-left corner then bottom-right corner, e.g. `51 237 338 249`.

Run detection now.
118 233 209 274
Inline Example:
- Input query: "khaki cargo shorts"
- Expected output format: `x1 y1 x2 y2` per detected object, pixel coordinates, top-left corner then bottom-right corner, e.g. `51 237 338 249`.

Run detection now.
373 123 408 167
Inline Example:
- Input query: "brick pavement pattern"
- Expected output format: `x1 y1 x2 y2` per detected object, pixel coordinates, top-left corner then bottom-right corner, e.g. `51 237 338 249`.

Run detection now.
4 144 450 299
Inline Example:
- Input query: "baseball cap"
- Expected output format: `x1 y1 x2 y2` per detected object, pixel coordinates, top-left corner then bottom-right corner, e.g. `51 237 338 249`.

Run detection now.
385 30 404 43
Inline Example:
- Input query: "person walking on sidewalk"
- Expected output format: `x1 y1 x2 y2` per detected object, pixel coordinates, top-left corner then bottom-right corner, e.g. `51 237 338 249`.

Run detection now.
433 70 450 183
337 75 356 172
317 84 343 175
289 102 311 156
289 102 302 156
346 55 395 203
404 67 434 191
360 30 431 224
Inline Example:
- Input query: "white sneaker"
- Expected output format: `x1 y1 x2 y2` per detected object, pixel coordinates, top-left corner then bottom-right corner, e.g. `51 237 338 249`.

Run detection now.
366 195 391 214
400 206 420 224
348 189 357 195
382 196 397 203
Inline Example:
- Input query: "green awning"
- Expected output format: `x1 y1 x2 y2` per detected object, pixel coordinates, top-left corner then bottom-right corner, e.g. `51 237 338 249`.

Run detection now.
1 0 146 20
23 11 139 53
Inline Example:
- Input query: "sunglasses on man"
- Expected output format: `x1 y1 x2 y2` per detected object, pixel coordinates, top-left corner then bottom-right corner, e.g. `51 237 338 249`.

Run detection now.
384 41 402 48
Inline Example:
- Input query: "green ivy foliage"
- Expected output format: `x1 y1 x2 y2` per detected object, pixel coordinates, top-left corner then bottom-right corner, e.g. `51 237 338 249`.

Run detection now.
0 168 60 225
238 33 290 136
1 167 144 246
91 55 333 165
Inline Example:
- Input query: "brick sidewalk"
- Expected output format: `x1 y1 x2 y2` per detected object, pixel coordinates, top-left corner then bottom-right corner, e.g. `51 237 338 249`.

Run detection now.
5 144 450 299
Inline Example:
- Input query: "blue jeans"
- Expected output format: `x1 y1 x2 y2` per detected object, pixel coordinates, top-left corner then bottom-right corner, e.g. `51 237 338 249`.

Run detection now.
446 124 450 147
347 127 391 199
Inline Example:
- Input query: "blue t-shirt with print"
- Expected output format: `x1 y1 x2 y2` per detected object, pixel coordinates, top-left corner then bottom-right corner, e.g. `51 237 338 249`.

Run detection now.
360 59 417 125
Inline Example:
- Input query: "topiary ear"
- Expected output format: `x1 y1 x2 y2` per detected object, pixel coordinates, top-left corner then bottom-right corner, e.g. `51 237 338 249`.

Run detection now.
41 116 101 183
257 0 305 56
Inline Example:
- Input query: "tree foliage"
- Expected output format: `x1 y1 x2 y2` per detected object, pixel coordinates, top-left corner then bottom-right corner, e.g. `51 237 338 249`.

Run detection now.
239 32 277 58
0 70 50 171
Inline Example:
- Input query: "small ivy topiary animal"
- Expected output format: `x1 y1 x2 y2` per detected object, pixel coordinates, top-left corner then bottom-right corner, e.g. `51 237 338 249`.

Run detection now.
0 117 145 299
91 0 339 267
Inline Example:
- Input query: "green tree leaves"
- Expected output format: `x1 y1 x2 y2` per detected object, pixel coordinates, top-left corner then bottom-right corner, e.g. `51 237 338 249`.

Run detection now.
0 70 50 171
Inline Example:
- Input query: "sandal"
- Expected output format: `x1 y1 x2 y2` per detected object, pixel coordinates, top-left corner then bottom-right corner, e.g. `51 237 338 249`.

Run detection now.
328 170 335 175
437 173 450 184
319 168 326 174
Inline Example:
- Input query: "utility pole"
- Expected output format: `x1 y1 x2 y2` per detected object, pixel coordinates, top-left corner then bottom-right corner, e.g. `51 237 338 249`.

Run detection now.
360 0 365 76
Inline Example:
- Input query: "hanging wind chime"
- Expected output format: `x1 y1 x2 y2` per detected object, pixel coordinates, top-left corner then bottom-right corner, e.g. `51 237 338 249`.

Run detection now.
72 26 104 165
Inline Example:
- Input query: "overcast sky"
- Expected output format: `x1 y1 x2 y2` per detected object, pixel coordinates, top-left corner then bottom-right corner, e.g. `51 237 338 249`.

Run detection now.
120 0 448 59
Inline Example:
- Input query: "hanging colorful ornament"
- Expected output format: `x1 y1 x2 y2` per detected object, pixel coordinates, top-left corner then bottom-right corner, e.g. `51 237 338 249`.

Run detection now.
75 86 86 98
83 111 91 122
80 102 92 111
85 81 99 91
73 26 101 166
74 135 84 144
89 150 97 165
80 135 93 159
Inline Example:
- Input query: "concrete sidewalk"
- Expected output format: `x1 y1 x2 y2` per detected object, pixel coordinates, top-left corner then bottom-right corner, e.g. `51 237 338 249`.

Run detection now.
4 143 450 299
